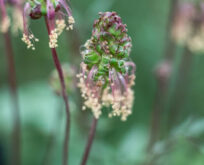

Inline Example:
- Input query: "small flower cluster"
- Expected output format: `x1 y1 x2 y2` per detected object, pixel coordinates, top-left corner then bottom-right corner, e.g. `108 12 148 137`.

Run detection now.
172 2 204 53
21 33 39 50
49 19 66 48
22 0 75 49
0 0 23 34
77 12 136 121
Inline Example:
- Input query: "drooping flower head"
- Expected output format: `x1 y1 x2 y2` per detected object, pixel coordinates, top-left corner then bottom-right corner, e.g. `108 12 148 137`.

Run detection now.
22 0 75 50
171 1 204 53
77 12 136 121
0 0 24 34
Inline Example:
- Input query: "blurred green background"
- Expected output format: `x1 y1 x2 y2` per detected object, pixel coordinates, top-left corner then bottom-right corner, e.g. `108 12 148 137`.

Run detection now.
1 0 204 164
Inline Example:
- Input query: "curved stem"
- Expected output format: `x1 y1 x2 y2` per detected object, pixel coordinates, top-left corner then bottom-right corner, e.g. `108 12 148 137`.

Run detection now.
44 16 71 165
80 117 98 165
3 32 21 165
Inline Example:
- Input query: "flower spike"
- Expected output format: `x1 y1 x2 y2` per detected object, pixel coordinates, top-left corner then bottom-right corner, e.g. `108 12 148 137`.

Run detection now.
77 12 136 121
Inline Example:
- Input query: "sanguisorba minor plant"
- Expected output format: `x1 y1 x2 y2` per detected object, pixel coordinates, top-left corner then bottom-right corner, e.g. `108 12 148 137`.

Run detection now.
0 0 23 164
21 0 75 165
77 12 136 165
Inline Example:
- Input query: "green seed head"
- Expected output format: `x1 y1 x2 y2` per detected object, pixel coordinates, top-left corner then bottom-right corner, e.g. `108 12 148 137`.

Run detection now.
82 12 132 85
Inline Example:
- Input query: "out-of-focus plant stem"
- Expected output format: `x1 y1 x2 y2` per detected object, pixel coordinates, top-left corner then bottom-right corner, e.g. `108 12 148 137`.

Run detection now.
80 117 98 165
147 0 178 152
166 8 201 132
44 16 71 165
164 0 178 61
3 31 21 165
167 47 193 131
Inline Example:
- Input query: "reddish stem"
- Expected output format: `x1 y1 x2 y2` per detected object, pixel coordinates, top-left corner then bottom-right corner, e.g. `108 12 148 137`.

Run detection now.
147 78 168 152
44 16 71 165
3 31 21 165
80 118 98 165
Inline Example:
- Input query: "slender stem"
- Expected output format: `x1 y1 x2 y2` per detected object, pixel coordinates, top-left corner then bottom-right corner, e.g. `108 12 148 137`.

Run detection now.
166 8 199 132
147 78 167 152
147 0 178 152
165 0 178 61
80 117 98 165
44 16 71 165
167 47 192 131
3 31 21 165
